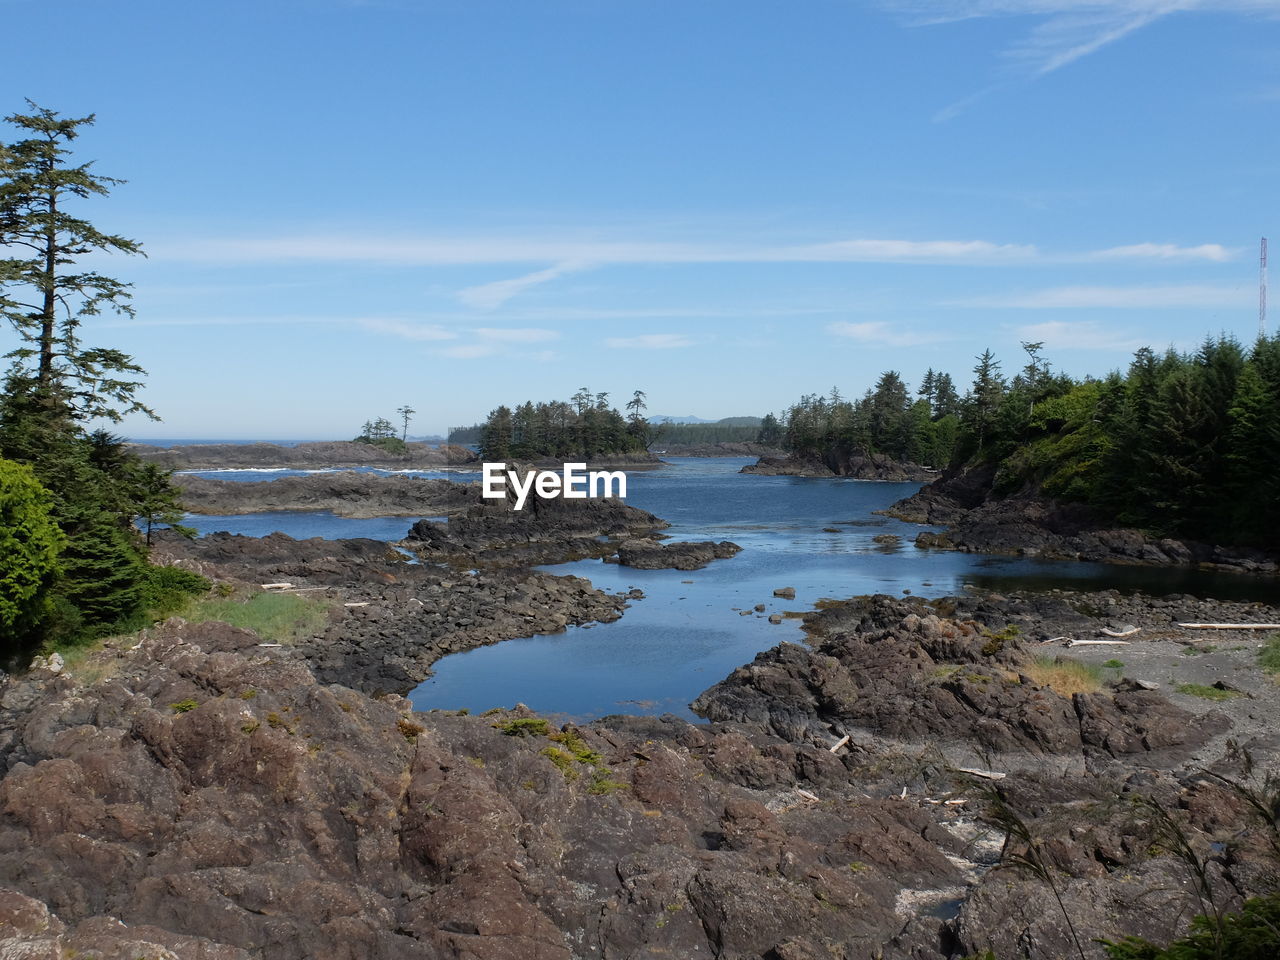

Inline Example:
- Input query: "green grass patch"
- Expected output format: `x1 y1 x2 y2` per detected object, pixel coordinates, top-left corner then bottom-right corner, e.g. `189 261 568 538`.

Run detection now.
170 698 198 713
1025 656 1105 696
1175 683 1239 701
587 770 628 795
496 717 550 737
541 746 579 780
1102 659 1124 669
549 729 603 766
979 624 1021 656
180 592 330 643
1258 633 1280 678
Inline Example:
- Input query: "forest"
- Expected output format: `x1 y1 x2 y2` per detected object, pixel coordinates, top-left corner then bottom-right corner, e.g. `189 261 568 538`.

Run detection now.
769 367 961 469
470 388 653 461
770 336 1280 549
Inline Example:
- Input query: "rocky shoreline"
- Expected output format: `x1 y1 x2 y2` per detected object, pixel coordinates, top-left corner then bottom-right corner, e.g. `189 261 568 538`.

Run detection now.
177 471 484 518
3 572 1278 958
742 452 936 482
886 463 1280 575
3 473 1278 958
131 440 481 470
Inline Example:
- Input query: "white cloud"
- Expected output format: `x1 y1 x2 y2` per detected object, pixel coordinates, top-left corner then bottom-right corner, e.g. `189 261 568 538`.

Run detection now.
1086 242 1235 262
357 318 458 340
474 327 560 343
826 320 948 346
955 284 1250 308
1014 319 1147 350
603 333 694 349
159 231 1225 268
885 2 1276 118
456 260 589 309
436 343 498 360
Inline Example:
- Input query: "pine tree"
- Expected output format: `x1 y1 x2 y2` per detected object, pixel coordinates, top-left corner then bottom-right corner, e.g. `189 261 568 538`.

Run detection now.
479 406 513 461
0 102 153 423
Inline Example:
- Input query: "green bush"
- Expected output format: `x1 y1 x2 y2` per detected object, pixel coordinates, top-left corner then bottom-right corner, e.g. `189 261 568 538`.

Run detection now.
139 565 210 618
1102 893 1280 959
0 459 64 651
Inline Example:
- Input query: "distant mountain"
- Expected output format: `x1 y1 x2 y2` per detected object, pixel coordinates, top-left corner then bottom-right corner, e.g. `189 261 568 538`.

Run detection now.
650 415 715 424
715 416 762 427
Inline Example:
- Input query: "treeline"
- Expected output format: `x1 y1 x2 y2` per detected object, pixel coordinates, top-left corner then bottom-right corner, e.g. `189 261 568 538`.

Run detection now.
473 388 653 461
0 104 205 656
978 335 1280 548
774 368 961 468
773 334 1280 549
655 420 761 446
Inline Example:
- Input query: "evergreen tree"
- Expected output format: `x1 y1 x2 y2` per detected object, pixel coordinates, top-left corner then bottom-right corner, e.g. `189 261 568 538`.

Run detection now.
479 405 513 461
0 104 197 645
932 373 960 419
757 413 781 446
0 459 63 650
0 102 152 423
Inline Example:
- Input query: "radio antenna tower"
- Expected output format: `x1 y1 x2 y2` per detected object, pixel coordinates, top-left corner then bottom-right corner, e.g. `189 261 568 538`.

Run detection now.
1262 237 1269 338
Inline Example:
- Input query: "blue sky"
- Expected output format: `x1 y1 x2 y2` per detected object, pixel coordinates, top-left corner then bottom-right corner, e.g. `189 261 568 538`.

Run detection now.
2 0 1277 438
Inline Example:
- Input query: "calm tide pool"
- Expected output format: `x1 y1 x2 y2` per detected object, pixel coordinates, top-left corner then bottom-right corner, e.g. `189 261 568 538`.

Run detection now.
410 458 1280 722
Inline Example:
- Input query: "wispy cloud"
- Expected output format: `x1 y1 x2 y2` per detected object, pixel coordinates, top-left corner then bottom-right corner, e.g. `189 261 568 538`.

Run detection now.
356 318 458 340
475 327 560 343
157 231 1228 268
603 333 694 349
1015 319 1148 350
436 343 498 360
826 320 949 346
882 2 1274 118
1086 242 1234 262
160 233 1040 266
456 260 589 309
954 283 1250 308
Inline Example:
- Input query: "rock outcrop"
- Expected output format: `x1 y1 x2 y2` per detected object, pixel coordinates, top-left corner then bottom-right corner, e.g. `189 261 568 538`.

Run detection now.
405 493 669 566
614 538 742 570
178 471 482 518
151 531 634 695
886 464 1279 574
742 452 935 482
131 440 479 470
1 603 1275 960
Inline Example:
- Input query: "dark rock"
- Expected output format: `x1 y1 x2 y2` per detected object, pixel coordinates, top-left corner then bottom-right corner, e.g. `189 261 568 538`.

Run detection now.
130 440 478 470
178 471 481 518
742 451 935 481
615 539 742 570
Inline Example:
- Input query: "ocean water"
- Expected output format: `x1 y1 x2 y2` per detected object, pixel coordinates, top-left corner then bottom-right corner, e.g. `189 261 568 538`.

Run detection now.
408 458 1280 720
183 457 1280 721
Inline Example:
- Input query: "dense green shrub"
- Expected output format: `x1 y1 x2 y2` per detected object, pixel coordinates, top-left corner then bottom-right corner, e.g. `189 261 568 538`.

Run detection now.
0 459 64 650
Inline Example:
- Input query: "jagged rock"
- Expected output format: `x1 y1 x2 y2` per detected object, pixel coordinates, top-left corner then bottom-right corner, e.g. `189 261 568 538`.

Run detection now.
615 539 742 570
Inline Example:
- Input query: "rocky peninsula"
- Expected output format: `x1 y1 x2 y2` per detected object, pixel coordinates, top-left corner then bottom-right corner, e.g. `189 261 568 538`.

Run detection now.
177 472 483 518
130 440 481 471
742 451 935 481
886 463 1280 575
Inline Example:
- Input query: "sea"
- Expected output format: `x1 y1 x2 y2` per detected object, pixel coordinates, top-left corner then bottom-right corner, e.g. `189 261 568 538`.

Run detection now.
180 456 1280 722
